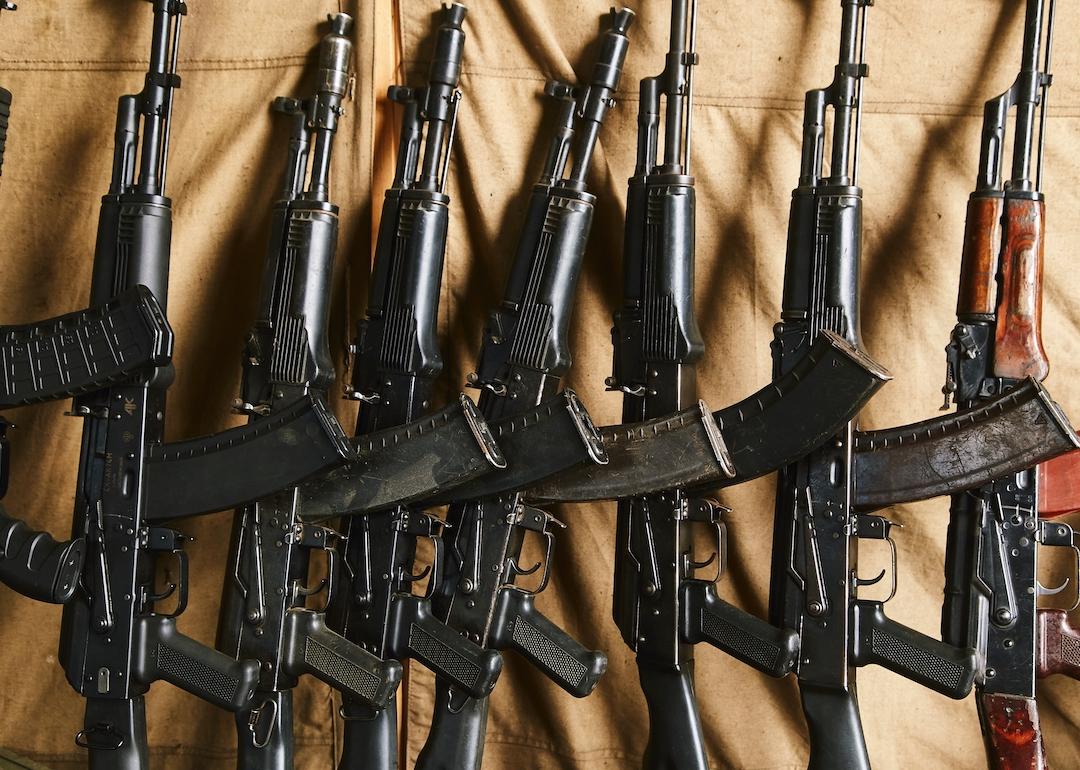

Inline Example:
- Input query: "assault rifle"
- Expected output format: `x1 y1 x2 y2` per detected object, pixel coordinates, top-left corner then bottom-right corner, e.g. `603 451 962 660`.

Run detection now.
0 1 176 605
213 15 416 768
53 3 415 764
938 2 1080 767
414 11 636 769
757 3 1074 767
330 6 506 769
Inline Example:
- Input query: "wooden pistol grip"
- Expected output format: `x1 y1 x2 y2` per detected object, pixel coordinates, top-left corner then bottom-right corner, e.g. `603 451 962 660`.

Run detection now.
957 195 1003 318
1037 608 1080 680
994 197 1049 381
978 692 1047 770
1038 448 1080 517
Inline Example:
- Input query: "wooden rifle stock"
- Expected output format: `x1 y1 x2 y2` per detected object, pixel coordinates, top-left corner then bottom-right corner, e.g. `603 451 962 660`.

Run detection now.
978 692 1047 770
994 197 1049 380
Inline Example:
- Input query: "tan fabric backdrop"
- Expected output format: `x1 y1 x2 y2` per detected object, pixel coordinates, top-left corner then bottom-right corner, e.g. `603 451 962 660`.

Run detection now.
2 1 1080 767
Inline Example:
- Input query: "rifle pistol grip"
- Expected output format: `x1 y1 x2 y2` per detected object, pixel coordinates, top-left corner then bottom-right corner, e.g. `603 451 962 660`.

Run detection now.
679 580 798 677
135 616 260 712
0 506 84 603
490 586 606 697
390 594 502 699
283 609 402 710
850 601 976 699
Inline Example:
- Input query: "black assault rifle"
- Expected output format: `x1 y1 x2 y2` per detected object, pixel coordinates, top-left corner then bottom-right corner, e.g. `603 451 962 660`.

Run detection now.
0 0 174 606
214 15 412 768
414 10 637 769
54 3 416 765
331 6 506 769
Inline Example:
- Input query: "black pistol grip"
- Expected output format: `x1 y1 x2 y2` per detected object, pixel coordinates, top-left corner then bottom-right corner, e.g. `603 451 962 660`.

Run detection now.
680 580 798 678
0 506 84 603
391 594 503 699
491 587 607 697
851 601 976 699
284 609 402 710
135 616 260 712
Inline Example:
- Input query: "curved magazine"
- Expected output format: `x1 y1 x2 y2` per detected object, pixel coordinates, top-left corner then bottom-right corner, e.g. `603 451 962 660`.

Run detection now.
853 379 1079 511
0 285 173 409
525 332 890 503
300 395 507 520
144 394 354 521
418 390 607 507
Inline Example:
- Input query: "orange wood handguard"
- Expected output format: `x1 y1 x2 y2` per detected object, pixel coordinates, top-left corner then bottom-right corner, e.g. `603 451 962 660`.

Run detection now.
957 195 1003 318
1038 449 1080 517
977 692 1047 770
1037 608 1080 680
994 197 1049 381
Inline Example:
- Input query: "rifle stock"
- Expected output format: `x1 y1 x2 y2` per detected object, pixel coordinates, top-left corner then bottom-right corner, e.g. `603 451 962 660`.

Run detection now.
978 692 1047 770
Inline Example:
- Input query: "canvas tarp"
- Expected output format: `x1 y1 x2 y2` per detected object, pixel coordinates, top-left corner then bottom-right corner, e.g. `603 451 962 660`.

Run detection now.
1 1 1080 767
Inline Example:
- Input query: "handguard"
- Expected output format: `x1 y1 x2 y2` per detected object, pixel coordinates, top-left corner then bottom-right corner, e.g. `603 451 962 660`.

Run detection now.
0 504 84 603
144 393 355 521
299 395 505 521
525 332 889 503
0 285 173 409
853 379 1078 511
1037 448 1080 517
418 390 605 507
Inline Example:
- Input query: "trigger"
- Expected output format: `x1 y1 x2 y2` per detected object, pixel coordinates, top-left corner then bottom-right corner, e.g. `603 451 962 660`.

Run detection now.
855 568 886 588
1038 578 1070 597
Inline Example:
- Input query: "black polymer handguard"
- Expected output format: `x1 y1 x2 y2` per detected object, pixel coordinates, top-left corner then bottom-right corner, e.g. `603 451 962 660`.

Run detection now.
0 503 84 603
0 286 173 409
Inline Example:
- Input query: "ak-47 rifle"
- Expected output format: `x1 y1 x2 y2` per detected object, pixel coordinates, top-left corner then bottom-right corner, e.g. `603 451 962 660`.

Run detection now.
54 3 412 765
414 10 636 769
606 4 796 767
213 16 420 768
938 2 1080 767
331 6 506 769
0 1 178 606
